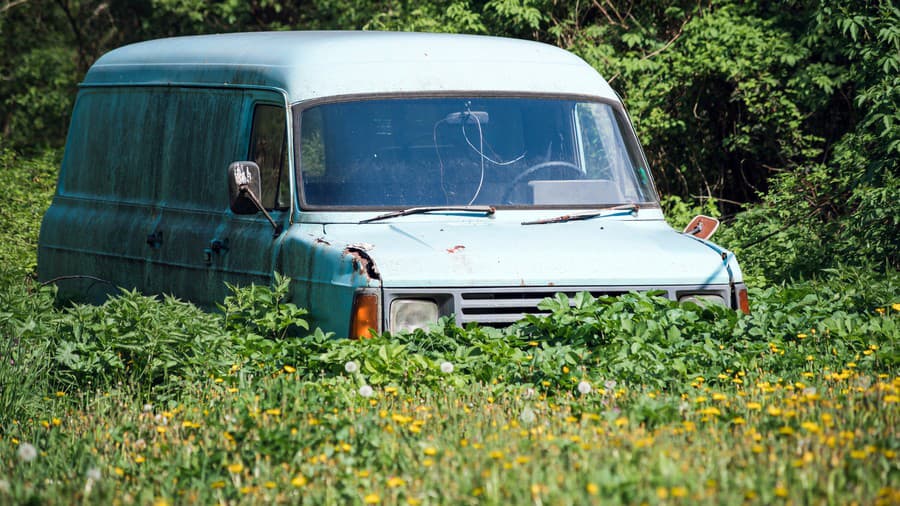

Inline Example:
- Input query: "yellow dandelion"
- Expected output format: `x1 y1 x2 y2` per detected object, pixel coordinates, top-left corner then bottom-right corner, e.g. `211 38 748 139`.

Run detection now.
211 480 226 489
884 395 899 404
586 483 599 495
156 426 167 434
291 475 307 487
732 417 746 425
114 467 125 477
134 455 146 464
801 421 821 434
423 446 437 456
265 408 281 416
55 391 66 397
767 406 783 416
850 450 867 460
892 303 900 311
264 481 276 489
283 365 296 373
387 477 405 488
227 462 244 474
796 333 807 340
774 486 789 498
671 487 687 498
751 444 764 454
364 494 380 504
423 458 434 467
747 402 762 411
516 456 531 464
778 426 795 436
656 487 669 499
489 450 504 460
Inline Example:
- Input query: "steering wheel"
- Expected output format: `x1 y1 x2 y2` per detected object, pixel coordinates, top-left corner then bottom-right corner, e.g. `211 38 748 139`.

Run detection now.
501 161 583 204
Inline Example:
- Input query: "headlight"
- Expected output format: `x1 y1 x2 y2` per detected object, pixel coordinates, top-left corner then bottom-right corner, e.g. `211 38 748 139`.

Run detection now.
678 294 726 307
390 299 439 333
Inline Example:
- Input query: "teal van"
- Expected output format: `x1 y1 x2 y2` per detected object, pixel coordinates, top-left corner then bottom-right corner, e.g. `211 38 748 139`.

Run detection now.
38 31 749 338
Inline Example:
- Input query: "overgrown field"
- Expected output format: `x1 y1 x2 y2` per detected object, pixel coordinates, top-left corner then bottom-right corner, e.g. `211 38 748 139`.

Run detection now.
0 149 897 504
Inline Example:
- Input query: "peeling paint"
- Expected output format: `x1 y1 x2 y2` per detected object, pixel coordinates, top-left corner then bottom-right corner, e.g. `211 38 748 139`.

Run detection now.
343 246 381 281
446 245 465 253
314 237 331 246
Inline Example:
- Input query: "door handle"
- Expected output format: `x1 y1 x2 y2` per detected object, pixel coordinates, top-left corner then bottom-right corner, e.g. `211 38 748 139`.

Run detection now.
204 238 229 266
146 231 163 248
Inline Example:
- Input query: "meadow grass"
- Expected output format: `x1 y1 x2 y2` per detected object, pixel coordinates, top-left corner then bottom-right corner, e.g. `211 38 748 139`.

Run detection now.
1 312 897 505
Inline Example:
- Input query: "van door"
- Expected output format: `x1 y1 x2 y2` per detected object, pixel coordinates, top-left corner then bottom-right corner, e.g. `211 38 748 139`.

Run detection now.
203 93 292 298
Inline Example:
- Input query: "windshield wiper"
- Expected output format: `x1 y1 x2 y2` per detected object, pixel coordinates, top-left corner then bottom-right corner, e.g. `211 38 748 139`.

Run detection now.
521 204 638 225
359 206 496 224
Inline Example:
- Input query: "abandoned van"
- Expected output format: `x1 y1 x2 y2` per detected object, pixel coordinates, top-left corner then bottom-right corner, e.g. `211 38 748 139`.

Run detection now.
38 31 749 338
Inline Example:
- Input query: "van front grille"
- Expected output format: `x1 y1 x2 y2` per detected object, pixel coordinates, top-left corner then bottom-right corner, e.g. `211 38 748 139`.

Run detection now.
457 289 626 325
382 285 731 330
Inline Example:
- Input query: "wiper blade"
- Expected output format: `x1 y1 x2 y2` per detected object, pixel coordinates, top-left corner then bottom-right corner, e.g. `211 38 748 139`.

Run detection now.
359 206 496 224
521 204 638 225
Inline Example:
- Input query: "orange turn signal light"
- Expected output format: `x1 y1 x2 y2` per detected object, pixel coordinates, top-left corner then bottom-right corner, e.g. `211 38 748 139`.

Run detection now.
350 292 379 339
737 287 750 315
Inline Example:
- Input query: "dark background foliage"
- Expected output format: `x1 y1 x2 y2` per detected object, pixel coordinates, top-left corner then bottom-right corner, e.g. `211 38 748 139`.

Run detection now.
1 0 897 281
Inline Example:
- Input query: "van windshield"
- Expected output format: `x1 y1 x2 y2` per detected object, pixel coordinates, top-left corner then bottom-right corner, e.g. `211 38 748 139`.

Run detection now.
297 97 658 208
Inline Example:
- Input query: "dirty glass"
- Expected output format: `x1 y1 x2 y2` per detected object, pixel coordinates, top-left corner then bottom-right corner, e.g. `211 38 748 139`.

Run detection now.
297 97 657 208
249 104 289 210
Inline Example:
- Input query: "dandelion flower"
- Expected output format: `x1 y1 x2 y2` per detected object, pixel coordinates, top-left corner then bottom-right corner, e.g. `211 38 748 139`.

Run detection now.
345 361 359 373
17 442 37 462
440 361 454 374
577 381 592 395
283 365 296 373
359 385 374 397
86 467 102 481
363 493 380 504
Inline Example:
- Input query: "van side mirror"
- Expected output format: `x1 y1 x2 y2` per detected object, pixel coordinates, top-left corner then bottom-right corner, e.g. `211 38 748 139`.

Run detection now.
683 215 719 240
228 161 264 214
227 161 282 235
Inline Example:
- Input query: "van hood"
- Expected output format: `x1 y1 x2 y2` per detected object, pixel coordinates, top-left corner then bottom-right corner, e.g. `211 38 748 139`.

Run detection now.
319 217 740 288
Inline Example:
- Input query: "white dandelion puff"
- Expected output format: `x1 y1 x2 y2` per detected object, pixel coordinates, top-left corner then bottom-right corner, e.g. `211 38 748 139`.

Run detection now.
519 407 536 425
577 381 592 395
344 361 359 373
440 361 454 374
17 442 37 463
86 467 102 481
359 385 374 397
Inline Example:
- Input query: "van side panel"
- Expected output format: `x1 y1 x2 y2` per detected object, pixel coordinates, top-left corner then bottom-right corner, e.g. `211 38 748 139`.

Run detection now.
38 87 249 303
39 89 165 300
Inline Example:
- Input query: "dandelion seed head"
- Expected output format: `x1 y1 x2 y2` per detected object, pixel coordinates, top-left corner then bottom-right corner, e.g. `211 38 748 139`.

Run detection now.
17 442 37 462
519 407 536 425
577 381 592 395
440 361 454 374
86 467 102 481
359 385 374 398
345 361 359 373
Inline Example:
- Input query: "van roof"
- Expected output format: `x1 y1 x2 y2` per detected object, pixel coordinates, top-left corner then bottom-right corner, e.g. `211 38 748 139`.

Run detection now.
84 31 618 104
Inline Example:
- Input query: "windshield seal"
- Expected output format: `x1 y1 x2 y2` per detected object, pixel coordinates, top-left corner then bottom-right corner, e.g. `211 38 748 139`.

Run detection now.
291 92 660 211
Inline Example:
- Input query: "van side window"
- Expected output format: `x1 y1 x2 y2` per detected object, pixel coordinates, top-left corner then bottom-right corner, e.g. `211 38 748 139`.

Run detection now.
249 104 289 210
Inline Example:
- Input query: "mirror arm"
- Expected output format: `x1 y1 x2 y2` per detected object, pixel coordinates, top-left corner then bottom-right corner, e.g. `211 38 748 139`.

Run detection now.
239 186 282 235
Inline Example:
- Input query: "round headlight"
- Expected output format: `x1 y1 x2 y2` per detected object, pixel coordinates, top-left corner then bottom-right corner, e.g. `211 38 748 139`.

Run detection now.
390 299 439 333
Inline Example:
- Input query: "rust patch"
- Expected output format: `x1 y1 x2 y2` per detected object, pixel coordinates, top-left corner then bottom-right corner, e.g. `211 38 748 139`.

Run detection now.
314 237 331 246
343 246 381 281
446 245 465 253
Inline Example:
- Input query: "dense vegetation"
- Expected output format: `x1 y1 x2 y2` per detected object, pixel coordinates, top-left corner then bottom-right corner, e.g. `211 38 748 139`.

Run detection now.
0 0 897 504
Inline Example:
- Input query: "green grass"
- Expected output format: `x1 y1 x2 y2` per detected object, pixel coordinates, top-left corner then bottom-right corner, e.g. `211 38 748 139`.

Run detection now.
0 149 896 504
